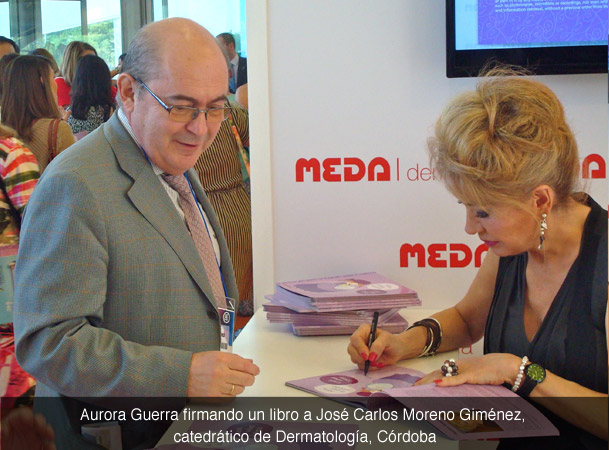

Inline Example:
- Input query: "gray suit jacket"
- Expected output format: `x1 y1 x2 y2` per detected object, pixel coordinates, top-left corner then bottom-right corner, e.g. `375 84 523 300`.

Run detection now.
13 113 238 447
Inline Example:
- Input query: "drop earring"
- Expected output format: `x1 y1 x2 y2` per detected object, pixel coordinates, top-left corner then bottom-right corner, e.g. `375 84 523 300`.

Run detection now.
538 213 547 250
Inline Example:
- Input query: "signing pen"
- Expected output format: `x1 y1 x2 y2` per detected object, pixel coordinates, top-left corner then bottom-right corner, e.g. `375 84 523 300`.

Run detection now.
364 311 379 376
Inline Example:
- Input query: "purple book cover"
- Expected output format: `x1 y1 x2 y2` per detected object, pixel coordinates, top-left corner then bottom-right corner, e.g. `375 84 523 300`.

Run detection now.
291 314 408 336
263 305 400 324
266 292 420 313
286 366 424 407
277 272 418 300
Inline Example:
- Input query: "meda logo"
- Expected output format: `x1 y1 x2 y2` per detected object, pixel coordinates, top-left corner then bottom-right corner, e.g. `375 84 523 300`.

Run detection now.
399 243 489 268
295 157 391 182
581 154 606 179
295 157 438 183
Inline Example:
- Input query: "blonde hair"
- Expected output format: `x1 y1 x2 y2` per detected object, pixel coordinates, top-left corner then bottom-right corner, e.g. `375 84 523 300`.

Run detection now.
60 41 96 85
428 66 581 211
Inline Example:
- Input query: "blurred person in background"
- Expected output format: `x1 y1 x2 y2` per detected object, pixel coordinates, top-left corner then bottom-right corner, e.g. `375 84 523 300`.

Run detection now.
56 41 116 108
216 32 247 94
110 52 127 79
235 83 248 110
29 48 60 76
1 56 74 172
67 54 115 138
194 100 252 320
0 123 39 245
0 53 19 110
0 123 40 426
0 37 18 59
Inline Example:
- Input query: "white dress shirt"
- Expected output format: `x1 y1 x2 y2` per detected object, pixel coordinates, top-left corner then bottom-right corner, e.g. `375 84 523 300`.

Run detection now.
117 108 221 262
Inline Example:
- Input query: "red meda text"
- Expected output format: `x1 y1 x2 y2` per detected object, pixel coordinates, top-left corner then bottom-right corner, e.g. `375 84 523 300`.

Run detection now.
400 243 489 268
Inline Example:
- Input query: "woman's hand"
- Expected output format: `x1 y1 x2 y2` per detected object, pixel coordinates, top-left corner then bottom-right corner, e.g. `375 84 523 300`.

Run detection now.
347 325 413 371
414 353 521 387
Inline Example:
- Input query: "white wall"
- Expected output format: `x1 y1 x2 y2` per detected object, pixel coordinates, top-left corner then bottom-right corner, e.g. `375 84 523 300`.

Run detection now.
249 0 608 315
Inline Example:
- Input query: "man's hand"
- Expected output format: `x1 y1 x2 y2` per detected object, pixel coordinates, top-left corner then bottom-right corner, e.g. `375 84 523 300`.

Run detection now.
187 351 260 397
1 407 56 450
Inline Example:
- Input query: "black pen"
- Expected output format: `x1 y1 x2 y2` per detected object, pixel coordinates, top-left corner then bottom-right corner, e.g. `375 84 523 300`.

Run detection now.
364 311 379 376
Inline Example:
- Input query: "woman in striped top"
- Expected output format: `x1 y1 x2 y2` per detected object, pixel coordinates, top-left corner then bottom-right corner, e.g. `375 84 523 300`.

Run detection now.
0 123 39 245
194 103 253 317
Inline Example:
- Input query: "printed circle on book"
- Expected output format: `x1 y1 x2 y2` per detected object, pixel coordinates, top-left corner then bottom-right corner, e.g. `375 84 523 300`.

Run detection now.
366 382 393 391
314 384 357 395
320 375 359 385
356 289 386 295
365 283 399 291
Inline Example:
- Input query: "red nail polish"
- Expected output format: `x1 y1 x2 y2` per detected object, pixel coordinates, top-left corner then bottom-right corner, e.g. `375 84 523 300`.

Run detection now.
434 379 442 384
376 362 386 368
361 352 368 360
369 352 378 362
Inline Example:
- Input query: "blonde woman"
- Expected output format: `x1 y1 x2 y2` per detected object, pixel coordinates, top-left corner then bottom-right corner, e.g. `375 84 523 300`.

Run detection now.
55 41 96 107
348 69 607 448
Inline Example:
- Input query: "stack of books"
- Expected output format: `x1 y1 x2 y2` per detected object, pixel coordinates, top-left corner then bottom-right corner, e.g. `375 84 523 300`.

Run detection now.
264 272 421 336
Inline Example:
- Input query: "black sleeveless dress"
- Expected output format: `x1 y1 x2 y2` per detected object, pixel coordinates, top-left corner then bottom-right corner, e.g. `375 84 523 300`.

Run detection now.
484 196 607 450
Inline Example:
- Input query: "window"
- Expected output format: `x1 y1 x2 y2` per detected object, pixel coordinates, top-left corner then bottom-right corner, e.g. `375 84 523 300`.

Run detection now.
2 0 122 70
151 0 247 56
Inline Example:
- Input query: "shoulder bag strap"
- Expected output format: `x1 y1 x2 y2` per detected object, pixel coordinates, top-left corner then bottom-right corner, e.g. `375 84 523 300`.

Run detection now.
47 118 61 161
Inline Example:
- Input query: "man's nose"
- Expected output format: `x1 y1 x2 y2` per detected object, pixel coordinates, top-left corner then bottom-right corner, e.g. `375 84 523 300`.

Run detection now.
186 112 209 135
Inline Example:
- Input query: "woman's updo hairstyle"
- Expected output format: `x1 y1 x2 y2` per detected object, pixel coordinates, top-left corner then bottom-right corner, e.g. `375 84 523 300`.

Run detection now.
428 65 581 211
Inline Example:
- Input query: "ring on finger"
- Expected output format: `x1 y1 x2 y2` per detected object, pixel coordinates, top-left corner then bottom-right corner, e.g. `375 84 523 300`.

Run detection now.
229 383 236 395
441 359 458 377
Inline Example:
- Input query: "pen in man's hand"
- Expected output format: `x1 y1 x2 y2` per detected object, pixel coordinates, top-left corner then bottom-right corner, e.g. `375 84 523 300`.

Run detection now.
364 311 379 376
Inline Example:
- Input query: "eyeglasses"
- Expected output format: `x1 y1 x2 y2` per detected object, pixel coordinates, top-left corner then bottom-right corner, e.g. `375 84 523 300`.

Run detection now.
133 76 232 123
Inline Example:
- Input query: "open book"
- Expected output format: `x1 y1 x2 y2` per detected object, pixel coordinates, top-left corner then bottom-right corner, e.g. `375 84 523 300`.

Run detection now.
286 366 559 440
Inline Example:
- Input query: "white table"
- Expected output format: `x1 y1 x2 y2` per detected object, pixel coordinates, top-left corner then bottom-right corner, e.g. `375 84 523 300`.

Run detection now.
157 307 459 449
234 307 456 396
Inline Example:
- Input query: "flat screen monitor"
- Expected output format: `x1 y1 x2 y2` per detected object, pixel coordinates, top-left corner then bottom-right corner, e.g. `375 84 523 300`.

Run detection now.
446 0 608 77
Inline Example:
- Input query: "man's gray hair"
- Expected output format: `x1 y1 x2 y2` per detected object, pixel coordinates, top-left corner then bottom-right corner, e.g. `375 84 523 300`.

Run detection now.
116 26 160 107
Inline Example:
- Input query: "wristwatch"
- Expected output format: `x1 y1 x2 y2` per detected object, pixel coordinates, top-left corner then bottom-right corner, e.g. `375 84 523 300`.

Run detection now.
517 362 546 397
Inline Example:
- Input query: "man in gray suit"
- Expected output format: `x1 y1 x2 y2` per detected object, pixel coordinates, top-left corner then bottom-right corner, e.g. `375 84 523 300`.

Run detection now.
13 18 259 448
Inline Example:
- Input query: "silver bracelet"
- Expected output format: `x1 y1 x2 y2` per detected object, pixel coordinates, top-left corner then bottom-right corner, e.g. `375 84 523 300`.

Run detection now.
511 356 529 392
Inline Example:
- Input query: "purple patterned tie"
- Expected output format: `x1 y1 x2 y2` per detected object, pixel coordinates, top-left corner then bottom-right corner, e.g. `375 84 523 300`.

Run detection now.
162 173 226 308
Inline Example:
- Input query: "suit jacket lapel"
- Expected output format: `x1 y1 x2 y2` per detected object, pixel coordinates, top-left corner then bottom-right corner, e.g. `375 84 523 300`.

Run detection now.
102 114 220 309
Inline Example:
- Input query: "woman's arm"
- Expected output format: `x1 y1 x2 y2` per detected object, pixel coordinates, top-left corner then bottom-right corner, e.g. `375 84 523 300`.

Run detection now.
434 353 608 440
532 372 607 440
348 251 499 367
0 139 40 215
56 121 76 154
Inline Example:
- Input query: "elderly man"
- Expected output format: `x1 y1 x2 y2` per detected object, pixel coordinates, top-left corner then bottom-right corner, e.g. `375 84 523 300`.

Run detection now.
13 18 259 448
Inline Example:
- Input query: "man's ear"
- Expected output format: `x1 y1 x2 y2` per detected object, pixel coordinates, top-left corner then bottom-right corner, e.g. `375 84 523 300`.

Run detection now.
117 73 137 113
531 185 554 214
